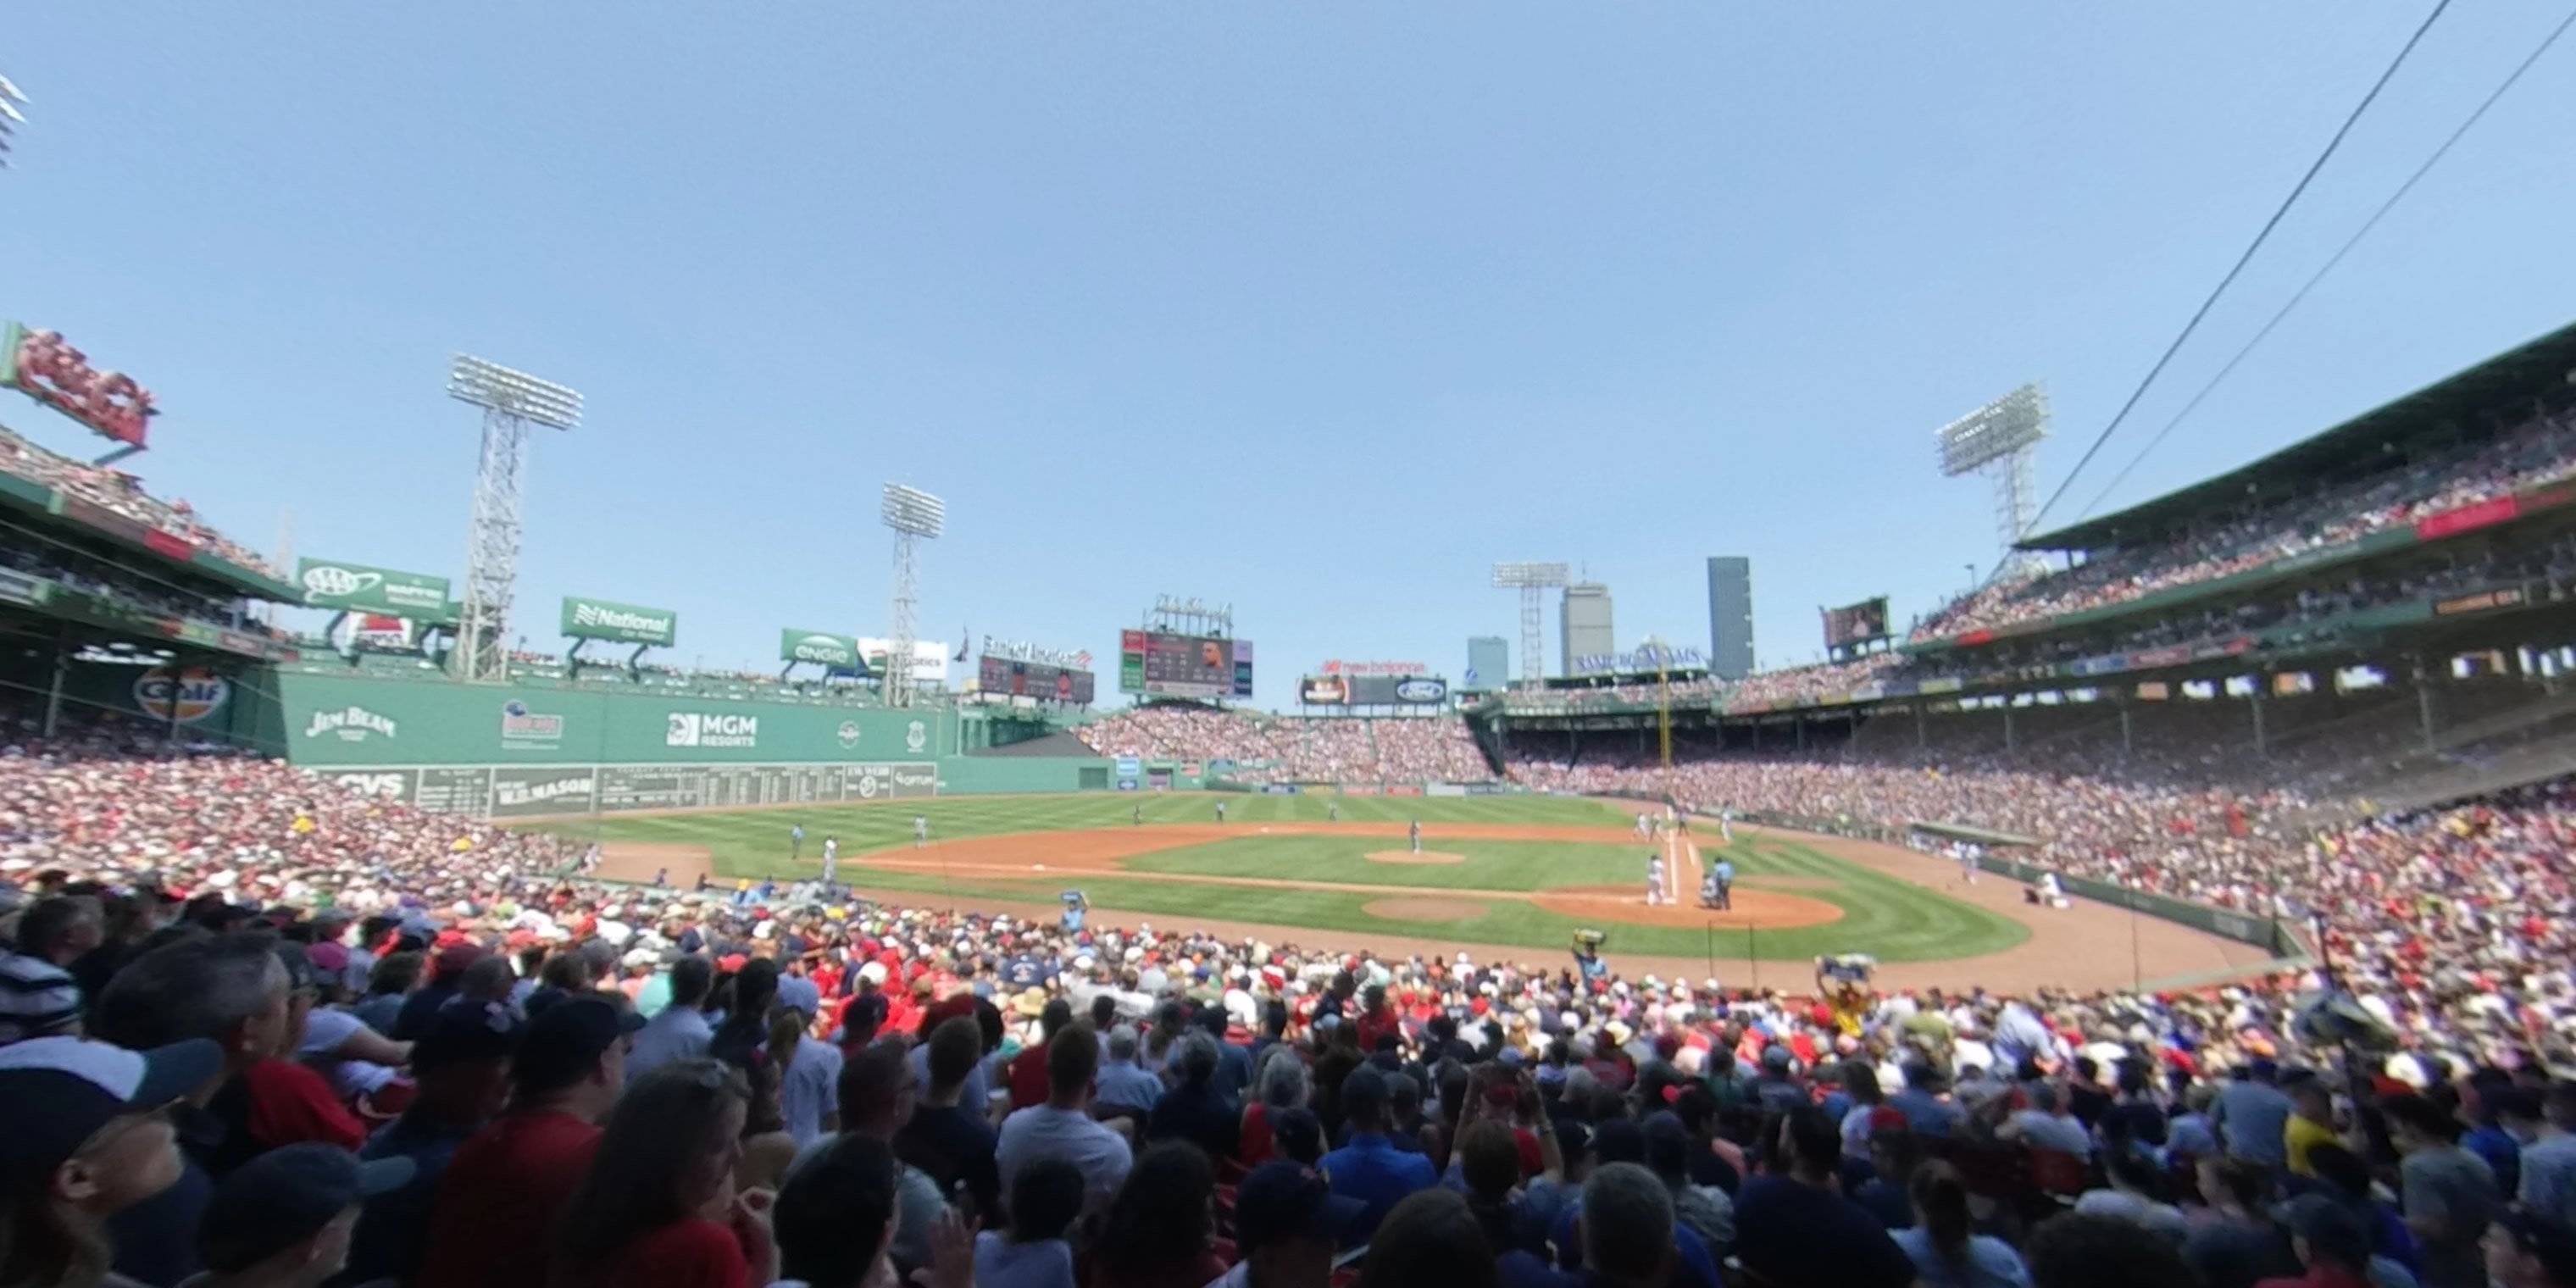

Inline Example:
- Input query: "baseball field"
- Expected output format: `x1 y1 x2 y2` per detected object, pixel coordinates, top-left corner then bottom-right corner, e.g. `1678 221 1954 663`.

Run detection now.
538 792 2285 992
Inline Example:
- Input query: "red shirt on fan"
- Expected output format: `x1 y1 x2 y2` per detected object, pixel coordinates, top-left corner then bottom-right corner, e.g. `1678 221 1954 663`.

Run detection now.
241 1058 365 1152
1009 1038 1054 1109
417 1110 605 1288
595 1217 747 1288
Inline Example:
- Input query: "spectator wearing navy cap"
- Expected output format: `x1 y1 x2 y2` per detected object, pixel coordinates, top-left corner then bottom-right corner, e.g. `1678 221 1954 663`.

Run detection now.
415 996 640 1288
774 1135 902 1288
92 934 291 1286
1319 1065 1436 1239
0 894 101 1044
192 1143 412 1288
0 1033 218 1288
1730 1106 1917 1288
1146 1031 1240 1163
1210 1164 1360 1282
341 998 521 1287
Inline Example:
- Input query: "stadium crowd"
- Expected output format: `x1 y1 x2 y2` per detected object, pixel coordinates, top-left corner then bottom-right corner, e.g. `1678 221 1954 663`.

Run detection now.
1912 408 2576 645
1077 709 1499 786
0 424 280 579
6 692 2576 1288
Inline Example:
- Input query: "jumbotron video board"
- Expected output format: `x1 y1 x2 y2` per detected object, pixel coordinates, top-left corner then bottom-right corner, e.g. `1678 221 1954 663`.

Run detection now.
1822 597 1891 648
977 655 1096 705
1119 630 1254 699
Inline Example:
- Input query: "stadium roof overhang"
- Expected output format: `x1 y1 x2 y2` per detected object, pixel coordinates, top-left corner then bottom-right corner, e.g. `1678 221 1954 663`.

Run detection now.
2019 318 2576 554
0 457 297 602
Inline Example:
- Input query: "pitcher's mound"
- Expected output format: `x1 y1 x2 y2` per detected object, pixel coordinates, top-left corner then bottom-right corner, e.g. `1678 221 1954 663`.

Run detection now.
1364 897 1489 922
1530 885 1843 930
1365 850 1465 865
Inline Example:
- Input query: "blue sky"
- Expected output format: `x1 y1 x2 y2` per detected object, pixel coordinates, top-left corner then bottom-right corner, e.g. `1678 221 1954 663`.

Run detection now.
4 3 2572 706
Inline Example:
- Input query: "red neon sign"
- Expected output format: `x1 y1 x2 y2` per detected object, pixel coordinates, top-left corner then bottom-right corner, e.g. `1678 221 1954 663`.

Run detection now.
3 324 156 448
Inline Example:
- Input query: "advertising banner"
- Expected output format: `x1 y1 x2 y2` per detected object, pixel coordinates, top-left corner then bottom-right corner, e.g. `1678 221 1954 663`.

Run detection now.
296 558 453 618
1318 660 1428 676
319 760 939 819
978 654 1095 704
2418 496 2520 541
1301 675 1446 705
1386 785 1424 797
780 630 863 669
275 674 949 768
562 596 677 647
1261 784 1301 795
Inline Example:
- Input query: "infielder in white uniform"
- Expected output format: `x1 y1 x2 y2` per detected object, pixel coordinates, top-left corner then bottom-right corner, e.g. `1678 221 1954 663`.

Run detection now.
1646 853 1668 906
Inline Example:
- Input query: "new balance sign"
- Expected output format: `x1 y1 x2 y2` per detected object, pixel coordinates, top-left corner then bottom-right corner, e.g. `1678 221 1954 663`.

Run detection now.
666 712 758 748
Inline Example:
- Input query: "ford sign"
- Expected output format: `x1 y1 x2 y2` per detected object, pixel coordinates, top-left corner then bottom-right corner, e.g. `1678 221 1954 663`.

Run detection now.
1394 679 1446 704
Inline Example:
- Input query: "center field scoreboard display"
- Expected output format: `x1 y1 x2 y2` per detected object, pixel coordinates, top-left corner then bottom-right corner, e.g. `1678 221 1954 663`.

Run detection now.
1120 630 1254 699
978 655 1096 705
1822 597 1891 648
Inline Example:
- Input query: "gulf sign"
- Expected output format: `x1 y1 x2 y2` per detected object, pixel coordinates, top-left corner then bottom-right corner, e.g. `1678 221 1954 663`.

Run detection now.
134 666 230 724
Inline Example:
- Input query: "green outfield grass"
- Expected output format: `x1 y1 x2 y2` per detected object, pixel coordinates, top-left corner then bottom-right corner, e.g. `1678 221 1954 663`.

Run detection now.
525 793 2027 961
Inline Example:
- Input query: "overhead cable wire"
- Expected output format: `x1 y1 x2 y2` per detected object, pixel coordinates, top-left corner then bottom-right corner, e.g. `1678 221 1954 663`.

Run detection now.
2079 2 2576 520
2005 0 2454 564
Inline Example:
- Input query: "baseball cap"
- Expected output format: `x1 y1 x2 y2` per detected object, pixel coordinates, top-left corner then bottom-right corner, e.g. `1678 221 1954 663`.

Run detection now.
0 955 84 1044
197 1144 414 1273
1233 1162 1363 1252
1270 1107 1323 1163
514 997 643 1091
1341 1066 1390 1121
0 1035 222 1180
412 998 524 1073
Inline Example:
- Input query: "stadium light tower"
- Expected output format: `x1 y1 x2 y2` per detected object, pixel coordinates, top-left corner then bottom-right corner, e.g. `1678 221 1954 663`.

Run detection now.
447 355 582 684
0 75 26 169
881 482 945 708
1491 562 1568 688
1935 383 2051 581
